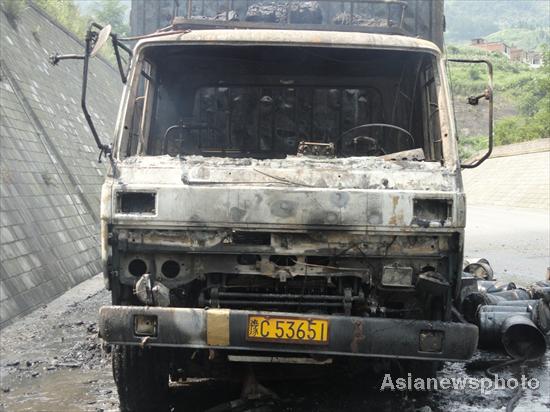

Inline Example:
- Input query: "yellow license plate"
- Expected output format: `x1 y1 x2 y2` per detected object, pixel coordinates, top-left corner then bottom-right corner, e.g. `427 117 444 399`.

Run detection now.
246 316 329 344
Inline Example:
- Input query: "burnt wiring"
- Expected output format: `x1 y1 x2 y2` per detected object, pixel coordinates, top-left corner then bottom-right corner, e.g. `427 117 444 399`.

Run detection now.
383 235 398 256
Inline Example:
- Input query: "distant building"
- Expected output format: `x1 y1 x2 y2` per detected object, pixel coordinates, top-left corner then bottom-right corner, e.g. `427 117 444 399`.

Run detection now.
470 38 510 55
470 38 543 68
508 47 524 62
524 51 544 68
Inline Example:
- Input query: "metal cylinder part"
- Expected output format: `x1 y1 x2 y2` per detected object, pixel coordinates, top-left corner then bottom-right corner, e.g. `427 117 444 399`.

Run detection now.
478 306 529 313
461 291 530 323
531 286 550 302
478 311 530 347
489 289 531 301
478 310 547 359
534 300 550 334
501 315 547 360
476 280 516 294
491 300 540 307
463 259 494 280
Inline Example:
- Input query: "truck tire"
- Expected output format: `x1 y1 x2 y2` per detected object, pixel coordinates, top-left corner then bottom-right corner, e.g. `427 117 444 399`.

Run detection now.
112 345 169 412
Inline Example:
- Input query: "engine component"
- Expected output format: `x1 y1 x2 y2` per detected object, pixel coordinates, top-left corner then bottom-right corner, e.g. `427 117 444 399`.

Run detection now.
381 265 413 287
135 274 171 306
416 271 450 296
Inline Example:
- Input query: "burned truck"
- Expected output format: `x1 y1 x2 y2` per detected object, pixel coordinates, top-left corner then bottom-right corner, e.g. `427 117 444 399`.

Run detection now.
51 1 495 411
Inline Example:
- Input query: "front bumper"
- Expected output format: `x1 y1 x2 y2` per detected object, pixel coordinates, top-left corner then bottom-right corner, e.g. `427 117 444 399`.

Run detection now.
99 306 478 361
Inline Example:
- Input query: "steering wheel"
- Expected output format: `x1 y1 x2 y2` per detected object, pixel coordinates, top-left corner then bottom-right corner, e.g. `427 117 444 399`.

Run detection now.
336 123 414 156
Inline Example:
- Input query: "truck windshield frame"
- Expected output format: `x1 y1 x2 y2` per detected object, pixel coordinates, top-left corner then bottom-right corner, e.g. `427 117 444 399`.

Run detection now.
117 43 446 162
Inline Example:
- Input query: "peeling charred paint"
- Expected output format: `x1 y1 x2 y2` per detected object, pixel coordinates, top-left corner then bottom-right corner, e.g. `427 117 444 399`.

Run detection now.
350 320 366 353
109 155 462 231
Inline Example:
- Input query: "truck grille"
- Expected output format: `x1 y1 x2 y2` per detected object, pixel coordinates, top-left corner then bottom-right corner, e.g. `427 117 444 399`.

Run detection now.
200 275 365 315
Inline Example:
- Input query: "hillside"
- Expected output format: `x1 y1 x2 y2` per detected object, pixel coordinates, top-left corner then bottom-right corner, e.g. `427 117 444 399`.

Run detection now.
447 46 549 159
485 28 550 51
445 0 549 159
446 0 550 44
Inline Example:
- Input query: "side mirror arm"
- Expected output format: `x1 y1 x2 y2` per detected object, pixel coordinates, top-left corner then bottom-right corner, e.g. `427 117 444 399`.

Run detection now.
49 22 132 171
448 59 494 169
110 33 133 84
80 27 112 163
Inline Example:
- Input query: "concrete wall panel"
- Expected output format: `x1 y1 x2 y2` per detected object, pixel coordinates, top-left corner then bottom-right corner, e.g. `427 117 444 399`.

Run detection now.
0 4 122 327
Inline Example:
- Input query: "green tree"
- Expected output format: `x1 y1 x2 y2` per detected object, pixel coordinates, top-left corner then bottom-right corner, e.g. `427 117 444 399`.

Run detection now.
92 0 128 35
34 0 90 37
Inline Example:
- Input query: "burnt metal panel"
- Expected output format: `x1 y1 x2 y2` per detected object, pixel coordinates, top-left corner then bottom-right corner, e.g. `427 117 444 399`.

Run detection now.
99 305 478 361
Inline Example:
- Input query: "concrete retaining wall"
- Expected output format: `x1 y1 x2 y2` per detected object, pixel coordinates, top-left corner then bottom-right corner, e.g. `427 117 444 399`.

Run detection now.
463 139 550 210
0 4 122 327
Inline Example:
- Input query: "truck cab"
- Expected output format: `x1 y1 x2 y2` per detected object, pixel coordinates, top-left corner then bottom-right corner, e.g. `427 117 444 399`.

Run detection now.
88 1 491 410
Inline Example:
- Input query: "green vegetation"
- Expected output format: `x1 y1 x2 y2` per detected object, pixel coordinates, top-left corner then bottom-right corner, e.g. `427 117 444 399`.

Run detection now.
446 0 550 44
445 1 549 159
447 46 532 96
34 0 128 37
34 0 90 37
447 46 550 159
31 0 128 64
90 0 129 35
485 28 550 52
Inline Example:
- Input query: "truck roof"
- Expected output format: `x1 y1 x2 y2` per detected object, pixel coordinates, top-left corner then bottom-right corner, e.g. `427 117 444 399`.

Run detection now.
135 29 442 55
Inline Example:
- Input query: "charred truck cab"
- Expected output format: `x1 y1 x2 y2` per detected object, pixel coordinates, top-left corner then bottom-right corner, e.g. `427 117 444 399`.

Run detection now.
51 1 494 410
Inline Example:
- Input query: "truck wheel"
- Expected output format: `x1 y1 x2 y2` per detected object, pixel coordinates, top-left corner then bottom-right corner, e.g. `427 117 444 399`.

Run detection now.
112 345 169 412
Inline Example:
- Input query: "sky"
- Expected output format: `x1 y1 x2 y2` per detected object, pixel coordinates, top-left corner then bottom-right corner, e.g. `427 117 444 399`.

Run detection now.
75 0 131 22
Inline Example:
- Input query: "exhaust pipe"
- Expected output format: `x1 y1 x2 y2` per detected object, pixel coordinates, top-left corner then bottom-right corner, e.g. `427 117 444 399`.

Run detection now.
476 280 516 293
478 311 530 346
478 306 529 313
461 289 531 323
490 300 540 307
459 278 516 302
531 285 550 302
478 308 546 360
488 289 531 300
501 315 546 360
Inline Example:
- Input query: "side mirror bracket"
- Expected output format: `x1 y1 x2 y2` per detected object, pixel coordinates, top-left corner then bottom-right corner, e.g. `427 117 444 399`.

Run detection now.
448 59 494 169
48 22 133 169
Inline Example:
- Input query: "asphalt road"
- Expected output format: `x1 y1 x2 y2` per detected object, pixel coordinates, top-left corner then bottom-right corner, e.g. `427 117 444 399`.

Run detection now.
0 205 548 412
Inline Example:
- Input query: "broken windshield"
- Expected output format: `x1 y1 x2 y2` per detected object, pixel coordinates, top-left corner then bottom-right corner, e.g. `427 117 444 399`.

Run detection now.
121 45 442 161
